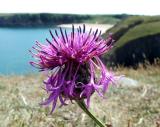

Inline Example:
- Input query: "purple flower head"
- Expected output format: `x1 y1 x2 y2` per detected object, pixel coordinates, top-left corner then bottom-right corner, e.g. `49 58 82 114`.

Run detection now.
30 24 118 112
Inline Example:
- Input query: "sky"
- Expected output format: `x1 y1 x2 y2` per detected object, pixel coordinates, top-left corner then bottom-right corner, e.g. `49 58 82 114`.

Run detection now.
0 0 160 15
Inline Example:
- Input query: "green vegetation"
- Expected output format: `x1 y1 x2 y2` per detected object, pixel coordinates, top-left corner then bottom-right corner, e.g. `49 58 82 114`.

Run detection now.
103 16 160 40
117 21 160 47
103 16 160 66
0 13 89 27
0 64 160 127
82 14 127 24
0 13 127 27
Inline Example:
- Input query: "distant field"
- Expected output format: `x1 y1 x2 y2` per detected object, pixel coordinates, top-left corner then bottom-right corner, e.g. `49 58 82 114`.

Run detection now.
0 64 160 127
0 13 127 27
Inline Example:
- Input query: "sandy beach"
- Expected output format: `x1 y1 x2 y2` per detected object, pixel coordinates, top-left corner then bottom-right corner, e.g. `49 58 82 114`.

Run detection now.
58 23 114 34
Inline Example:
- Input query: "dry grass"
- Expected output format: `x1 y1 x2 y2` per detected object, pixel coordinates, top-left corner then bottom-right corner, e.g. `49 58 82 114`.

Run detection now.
0 65 160 127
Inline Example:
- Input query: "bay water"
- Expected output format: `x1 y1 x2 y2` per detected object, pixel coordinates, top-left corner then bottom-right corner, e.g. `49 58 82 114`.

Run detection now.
0 27 71 75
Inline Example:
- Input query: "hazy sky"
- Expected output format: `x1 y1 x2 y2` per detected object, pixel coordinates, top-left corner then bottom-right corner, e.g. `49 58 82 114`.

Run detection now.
0 0 160 15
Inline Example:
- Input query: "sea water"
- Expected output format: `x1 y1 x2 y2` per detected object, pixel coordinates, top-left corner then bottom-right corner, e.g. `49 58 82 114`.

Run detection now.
0 27 71 75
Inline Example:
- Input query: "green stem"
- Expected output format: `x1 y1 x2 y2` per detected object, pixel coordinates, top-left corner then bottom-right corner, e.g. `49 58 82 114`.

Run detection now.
76 100 106 127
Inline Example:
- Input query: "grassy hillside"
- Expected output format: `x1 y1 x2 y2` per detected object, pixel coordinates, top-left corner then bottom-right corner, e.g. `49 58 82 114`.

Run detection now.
103 16 160 66
117 21 160 47
0 13 126 27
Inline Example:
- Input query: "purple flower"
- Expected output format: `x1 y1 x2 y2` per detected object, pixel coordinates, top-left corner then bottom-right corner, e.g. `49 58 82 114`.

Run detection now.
30 25 118 112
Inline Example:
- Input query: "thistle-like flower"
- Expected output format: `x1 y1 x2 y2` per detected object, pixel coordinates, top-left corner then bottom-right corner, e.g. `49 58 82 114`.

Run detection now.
30 25 117 113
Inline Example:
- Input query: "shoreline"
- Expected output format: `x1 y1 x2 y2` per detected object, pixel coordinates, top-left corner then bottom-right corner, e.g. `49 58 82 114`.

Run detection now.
0 23 114 34
58 23 114 34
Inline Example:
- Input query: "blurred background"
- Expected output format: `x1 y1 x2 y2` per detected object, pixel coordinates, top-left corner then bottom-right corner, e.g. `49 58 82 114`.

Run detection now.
0 0 160 127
